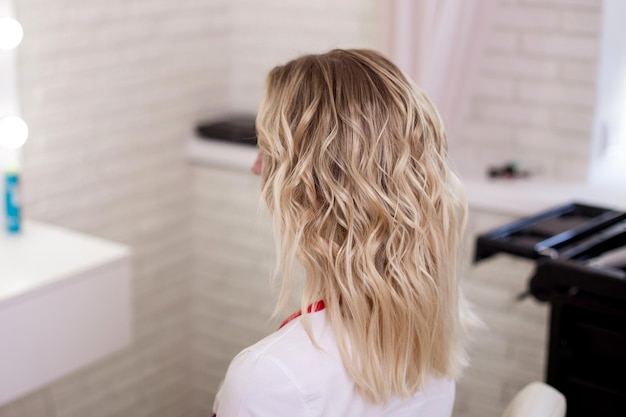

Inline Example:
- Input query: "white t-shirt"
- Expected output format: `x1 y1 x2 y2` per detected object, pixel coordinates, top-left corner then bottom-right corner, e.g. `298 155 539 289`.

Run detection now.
213 310 455 417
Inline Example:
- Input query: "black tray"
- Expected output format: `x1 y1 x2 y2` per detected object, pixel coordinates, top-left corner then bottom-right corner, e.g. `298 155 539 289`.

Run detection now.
474 202 626 263
196 115 257 146
530 219 626 302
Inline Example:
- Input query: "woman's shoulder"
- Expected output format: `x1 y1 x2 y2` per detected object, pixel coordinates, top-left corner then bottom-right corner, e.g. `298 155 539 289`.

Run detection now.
215 345 309 416
215 312 456 417
235 310 339 378
214 311 340 416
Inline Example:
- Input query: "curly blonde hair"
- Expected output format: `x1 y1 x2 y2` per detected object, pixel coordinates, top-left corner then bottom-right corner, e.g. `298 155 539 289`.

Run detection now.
256 49 469 403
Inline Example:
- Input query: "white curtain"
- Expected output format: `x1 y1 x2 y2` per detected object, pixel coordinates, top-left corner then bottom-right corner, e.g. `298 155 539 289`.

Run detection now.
379 0 497 141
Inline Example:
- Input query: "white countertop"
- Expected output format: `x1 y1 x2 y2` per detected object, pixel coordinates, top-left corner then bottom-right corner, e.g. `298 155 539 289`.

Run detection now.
0 221 130 307
186 136 626 216
186 136 258 172
463 178 626 216
1 221 132 405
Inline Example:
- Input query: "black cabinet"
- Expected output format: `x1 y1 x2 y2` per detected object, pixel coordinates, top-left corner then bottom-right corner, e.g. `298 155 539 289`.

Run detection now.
475 202 626 417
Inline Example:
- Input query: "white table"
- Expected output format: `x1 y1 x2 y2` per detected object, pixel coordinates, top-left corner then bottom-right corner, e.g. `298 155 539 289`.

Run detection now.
0 221 132 406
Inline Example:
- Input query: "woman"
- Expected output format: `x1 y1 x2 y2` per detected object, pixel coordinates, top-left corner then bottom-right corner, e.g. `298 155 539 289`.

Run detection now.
213 49 470 417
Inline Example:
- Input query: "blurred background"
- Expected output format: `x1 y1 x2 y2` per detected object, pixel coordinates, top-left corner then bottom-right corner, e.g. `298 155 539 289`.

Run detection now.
1 0 623 416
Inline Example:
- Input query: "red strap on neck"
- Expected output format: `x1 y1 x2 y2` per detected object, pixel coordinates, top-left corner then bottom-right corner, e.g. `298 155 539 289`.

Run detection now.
279 301 325 329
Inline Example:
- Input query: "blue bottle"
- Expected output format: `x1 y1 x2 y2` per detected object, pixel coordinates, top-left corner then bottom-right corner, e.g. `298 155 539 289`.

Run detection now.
5 165 20 233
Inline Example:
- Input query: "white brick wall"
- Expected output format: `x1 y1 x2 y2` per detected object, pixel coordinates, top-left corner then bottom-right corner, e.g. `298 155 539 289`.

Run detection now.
454 210 550 417
454 0 602 181
1 0 229 416
228 0 378 111
190 166 276 415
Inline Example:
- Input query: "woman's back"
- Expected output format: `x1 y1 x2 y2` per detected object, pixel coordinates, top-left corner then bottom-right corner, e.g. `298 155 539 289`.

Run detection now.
212 49 469 416
214 309 455 417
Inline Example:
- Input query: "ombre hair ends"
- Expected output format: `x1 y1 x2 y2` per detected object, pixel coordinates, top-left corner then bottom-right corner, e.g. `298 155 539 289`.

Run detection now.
256 49 470 403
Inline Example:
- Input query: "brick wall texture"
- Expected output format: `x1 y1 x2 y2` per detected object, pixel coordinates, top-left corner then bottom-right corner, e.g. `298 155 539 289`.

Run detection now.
453 0 602 181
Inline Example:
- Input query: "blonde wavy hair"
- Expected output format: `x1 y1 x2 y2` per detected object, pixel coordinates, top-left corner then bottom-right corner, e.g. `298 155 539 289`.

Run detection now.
256 49 469 403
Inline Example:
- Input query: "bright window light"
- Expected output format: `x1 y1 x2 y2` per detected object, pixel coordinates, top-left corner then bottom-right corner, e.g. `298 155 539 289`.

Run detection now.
589 0 626 187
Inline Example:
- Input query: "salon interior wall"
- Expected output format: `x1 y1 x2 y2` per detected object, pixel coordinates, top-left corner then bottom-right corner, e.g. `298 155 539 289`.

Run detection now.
224 0 603 181
227 0 378 112
453 0 602 181
1 0 230 416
